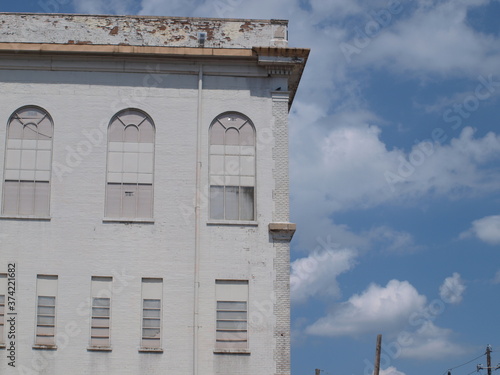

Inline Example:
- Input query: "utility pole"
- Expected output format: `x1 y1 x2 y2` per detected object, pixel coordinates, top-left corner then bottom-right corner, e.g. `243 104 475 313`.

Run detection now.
487 345 492 375
477 345 496 374
374 334 382 375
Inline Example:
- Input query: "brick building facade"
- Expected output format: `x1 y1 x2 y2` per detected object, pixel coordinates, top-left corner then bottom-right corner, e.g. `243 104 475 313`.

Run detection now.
0 13 308 375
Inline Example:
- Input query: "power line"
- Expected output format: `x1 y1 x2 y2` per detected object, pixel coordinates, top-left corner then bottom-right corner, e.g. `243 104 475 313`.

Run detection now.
443 351 487 375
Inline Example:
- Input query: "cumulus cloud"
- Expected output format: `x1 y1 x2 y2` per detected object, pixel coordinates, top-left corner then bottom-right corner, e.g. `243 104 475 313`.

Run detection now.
439 273 466 304
290 246 358 303
400 321 468 359
460 215 500 244
305 280 426 336
353 0 500 77
292 123 500 251
305 278 470 359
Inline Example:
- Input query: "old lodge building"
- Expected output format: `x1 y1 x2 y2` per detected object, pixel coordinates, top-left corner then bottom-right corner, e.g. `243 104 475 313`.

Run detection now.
0 13 308 375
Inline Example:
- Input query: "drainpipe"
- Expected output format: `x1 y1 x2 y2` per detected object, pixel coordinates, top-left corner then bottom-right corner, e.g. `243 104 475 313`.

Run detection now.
193 64 203 375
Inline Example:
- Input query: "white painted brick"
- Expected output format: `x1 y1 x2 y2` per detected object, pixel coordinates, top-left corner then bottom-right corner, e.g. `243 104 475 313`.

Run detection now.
0 16 298 375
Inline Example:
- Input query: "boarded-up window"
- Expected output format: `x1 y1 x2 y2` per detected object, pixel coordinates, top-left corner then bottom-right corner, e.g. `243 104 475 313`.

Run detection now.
141 278 162 349
209 113 255 221
2 106 53 216
90 276 112 348
106 109 155 219
35 275 58 347
215 280 248 349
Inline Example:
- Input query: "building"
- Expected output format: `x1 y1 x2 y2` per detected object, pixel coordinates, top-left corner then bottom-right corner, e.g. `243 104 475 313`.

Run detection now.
0 13 308 375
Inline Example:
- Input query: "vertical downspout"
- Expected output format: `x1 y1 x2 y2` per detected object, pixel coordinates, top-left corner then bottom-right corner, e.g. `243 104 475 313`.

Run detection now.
193 64 203 375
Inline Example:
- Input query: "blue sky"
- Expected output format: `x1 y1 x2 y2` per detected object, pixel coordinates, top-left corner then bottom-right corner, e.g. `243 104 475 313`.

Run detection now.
3 1 500 375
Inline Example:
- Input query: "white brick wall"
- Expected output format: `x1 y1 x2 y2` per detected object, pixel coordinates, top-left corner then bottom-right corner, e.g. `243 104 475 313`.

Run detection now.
0 55 292 375
271 92 292 375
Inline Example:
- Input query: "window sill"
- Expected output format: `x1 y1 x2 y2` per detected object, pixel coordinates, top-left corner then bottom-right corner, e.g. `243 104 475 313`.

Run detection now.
87 346 112 352
207 220 257 226
139 348 163 353
32 344 57 350
213 349 251 355
102 218 154 224
0 216 51 221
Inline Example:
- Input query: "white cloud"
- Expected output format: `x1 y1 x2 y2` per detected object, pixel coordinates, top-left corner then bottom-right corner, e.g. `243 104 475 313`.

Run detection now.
304 278 470 359
354 0 500 77
460 215 500 244
400 321 468 359
290 247 358 304
380 367 406 375
439 273 466 304
305 280 426 336
291 122 500 251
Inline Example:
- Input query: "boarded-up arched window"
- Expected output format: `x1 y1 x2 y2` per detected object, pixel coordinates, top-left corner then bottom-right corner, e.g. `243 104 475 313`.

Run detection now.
2 106 53 216
105 109 155 219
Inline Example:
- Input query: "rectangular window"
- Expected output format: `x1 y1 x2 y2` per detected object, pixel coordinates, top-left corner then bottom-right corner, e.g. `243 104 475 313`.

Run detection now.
141 278 162 350
0 274 6 346
35 275 58 347
90 276 112 349
215 280 248 349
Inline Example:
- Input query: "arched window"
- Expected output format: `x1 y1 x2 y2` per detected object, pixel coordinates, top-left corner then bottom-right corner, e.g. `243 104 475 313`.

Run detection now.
209 113 255 221
105 109 155 219
2 106 53 216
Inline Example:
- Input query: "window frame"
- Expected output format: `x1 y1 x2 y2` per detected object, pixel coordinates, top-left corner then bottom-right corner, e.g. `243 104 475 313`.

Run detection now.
208 112 256 223
34 274 58 349
88 276 113 351
214 279 249 352
2 105 54 219
139 277 163 352
104 108 155 222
